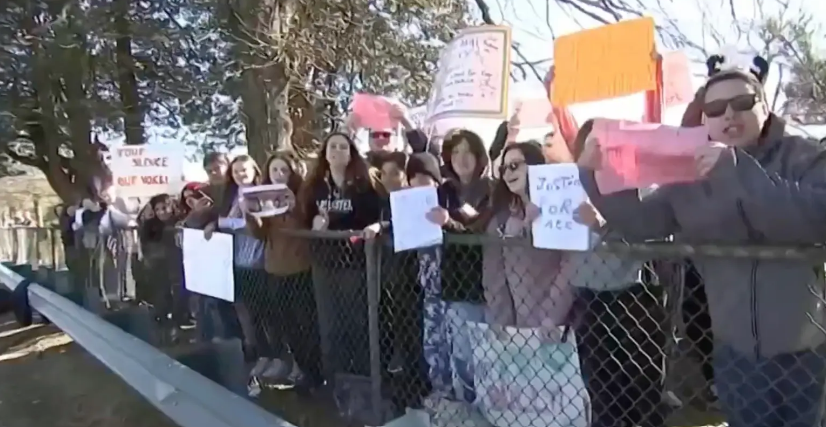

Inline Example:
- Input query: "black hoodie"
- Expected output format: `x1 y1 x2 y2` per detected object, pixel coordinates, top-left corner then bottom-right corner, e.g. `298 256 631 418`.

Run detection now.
305 174 383 231
305 174 383 268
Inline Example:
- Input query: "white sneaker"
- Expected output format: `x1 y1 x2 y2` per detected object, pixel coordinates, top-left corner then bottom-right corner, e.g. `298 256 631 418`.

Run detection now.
260 358 291 380
250 357 271 377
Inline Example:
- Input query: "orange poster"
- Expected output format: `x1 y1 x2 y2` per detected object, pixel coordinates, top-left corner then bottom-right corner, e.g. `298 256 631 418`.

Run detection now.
661 51 695 107
552 18 657 106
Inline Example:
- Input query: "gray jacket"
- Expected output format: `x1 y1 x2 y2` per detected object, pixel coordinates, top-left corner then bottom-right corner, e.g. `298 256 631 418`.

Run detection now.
580 115 826 357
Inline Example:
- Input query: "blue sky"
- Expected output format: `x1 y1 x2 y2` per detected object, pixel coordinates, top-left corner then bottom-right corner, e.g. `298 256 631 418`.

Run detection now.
146 0 825 180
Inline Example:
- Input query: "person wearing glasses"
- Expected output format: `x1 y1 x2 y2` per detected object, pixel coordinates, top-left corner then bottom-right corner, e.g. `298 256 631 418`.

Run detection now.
576 54 826 427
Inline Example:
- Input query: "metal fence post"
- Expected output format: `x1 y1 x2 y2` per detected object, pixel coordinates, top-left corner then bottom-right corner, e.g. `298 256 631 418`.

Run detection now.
364 238 383 424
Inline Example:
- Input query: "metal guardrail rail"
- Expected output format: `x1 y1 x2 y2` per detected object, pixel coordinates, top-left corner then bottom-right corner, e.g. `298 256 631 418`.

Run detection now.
0 263 293 427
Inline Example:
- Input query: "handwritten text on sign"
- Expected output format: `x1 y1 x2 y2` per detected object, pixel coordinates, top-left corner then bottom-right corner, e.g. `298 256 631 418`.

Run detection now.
427 26 511 121
528 164 590 251
112 146 183 197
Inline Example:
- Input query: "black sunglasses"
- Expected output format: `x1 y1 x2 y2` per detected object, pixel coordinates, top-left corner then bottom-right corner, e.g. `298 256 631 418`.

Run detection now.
702 94 759 118
371 131 392 139
499 160 525 174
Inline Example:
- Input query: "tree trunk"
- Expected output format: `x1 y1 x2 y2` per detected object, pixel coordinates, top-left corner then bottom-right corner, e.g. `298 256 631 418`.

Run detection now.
114 0 145 145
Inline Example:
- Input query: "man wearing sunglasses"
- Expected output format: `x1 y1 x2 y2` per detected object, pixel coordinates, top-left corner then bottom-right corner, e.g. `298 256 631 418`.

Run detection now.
577 62 826 427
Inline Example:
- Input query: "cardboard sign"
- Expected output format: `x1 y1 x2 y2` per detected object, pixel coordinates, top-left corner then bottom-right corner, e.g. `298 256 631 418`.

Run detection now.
553 18 657 106
112 145 183 198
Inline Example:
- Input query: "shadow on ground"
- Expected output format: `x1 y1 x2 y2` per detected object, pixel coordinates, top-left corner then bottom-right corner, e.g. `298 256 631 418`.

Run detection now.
0 315 176 427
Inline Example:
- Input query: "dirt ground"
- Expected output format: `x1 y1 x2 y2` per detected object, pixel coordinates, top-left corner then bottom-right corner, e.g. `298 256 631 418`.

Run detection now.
0 309 725 427
0 315 175 427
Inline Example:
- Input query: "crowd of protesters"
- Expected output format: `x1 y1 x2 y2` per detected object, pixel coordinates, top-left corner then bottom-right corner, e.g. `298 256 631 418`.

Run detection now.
47 55 826 427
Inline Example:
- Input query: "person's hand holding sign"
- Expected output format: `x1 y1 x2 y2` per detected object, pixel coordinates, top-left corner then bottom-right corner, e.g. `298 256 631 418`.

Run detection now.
425 206 450 226
694 142 729 177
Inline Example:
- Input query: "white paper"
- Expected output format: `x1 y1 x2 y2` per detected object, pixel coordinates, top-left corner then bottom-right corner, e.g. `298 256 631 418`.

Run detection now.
217 217 246 230
182 228 235 302
389 186 443 252
528 164 591 251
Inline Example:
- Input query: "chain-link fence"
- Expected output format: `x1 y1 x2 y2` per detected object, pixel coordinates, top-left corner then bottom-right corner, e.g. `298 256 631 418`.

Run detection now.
4 225 826 427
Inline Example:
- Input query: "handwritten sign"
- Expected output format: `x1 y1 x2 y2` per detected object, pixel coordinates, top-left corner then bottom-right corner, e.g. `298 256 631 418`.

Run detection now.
592 119 708 194
661 51 694 107
553 18 657 106
112 145 183 198
389 186 443 252
528 164 590 251
426 26 511 121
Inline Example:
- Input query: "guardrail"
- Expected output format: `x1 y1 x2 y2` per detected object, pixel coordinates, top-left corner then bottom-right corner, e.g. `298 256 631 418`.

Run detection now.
0 263 294 427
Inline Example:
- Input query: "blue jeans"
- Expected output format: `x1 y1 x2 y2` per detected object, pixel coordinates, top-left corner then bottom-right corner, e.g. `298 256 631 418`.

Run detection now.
715 342 826 427
196 295 242 341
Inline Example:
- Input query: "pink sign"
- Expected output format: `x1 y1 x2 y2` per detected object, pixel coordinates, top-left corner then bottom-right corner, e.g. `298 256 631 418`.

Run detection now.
514 99 555 128
661 51 694 108
351 94 398 130
591 119 709 194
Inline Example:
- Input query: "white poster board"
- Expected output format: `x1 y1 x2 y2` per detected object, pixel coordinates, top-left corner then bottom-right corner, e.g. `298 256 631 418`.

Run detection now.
426 26 511 121
182 228 235 302
389 186 443 252
112 145 184 198
528 164 590 251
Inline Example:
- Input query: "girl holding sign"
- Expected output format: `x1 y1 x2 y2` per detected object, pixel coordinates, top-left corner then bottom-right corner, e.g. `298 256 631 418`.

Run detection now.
204 155 288 382
477 141 574 329
243 151 323 391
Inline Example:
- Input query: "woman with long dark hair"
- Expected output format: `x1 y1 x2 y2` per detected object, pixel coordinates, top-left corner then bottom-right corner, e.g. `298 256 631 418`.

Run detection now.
476 142 574 329
243 151 323 389
297 132 382 385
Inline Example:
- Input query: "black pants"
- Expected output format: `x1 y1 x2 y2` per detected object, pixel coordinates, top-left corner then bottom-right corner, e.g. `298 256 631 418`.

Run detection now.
235 267 277 359
682 261 714 384
267 270 324 385
382 250 430 408
141 255 188 327
575 284 668 427
313 265 372 377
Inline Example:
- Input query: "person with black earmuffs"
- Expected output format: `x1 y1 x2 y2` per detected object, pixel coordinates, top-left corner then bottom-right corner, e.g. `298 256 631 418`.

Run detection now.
577 52 826 427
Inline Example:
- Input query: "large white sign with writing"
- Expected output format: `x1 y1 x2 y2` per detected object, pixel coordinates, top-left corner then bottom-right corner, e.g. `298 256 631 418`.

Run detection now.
112 145 184 198
427 26 511 121
528 164 590 251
